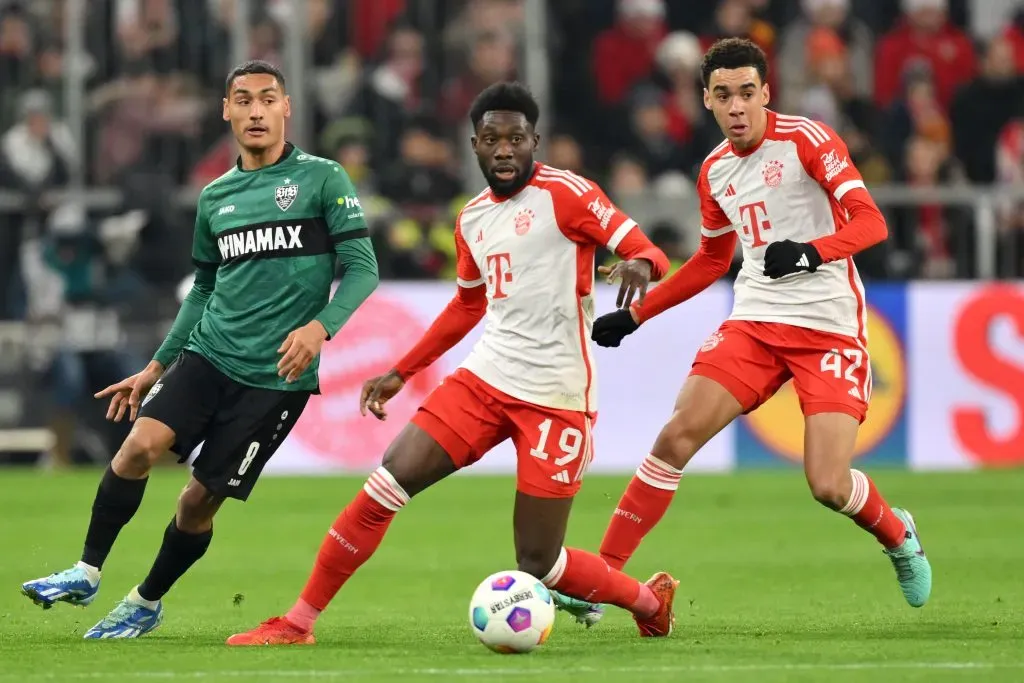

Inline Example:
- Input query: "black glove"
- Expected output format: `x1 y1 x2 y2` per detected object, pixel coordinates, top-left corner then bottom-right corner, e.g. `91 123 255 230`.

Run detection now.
591 309 640 348
763 240 822 279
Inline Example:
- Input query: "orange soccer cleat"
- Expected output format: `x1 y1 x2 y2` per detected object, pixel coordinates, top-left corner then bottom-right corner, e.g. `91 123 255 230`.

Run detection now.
226 616 316 646
634 571 679 637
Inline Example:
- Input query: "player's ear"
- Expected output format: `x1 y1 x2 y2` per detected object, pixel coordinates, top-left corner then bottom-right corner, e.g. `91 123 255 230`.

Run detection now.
761 84 770 106
283 95 291 118
471 135 478 152
702 89 712 111
532 133 540 151
222 97 229 122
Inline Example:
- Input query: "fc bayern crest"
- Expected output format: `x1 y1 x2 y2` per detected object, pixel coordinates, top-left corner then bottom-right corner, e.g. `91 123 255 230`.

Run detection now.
275 183 298 211
514 208 535 236
762 160 784 189
700 331 724 352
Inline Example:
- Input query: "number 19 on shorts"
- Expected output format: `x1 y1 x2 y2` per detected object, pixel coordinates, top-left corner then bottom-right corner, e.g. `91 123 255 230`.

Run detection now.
528 417 593 483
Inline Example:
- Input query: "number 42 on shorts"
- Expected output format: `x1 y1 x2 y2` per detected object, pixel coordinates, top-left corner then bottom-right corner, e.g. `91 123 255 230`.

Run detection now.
820 347 872 401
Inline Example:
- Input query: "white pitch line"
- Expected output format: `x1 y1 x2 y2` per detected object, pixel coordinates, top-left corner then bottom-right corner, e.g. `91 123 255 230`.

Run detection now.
4 662 1022 679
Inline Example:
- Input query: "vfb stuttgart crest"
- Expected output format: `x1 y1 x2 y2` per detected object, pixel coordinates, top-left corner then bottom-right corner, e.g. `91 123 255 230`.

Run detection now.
762 160 784 189
275 182 298 211
514 208 534 235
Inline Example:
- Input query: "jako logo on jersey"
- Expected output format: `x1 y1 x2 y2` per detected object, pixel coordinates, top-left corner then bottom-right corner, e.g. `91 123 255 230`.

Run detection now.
218 225 303 259
762 160 784 188
587 197 615 229
218 205 235 215
275 183 299 211
821 149 850 183
514 208 534 235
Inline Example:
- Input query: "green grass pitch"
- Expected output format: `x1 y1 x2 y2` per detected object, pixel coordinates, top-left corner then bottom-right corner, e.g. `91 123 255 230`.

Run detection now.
1 468 1022 683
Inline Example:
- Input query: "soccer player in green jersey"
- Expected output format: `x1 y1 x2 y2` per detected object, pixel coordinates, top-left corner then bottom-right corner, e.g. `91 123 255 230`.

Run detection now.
21 60 380 639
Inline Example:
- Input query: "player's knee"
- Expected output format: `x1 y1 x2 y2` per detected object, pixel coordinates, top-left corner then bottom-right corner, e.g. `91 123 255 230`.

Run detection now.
176 483 221 533
651 412 704 470
516 545 561 583
112 425 172 478
806 470 848 511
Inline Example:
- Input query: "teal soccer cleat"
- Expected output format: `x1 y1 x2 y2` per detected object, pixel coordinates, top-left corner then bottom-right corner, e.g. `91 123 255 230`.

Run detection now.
22 564 99 609
552 591 605 628
84 595 164 639
884 508 932 608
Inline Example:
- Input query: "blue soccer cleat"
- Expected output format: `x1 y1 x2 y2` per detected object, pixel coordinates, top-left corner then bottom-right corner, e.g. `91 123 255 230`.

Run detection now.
884 508 932 608
552 591 605 628
84 594 163 639
22 564 99 609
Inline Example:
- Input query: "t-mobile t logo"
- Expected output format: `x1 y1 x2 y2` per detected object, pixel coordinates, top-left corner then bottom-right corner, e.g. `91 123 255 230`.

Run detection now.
738 201 773 247
486 252 512 299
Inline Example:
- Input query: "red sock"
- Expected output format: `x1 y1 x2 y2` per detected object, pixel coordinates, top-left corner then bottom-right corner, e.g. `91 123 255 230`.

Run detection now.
599 454 682 570
286 468 409 631
839 469 906 549
543 547 658 618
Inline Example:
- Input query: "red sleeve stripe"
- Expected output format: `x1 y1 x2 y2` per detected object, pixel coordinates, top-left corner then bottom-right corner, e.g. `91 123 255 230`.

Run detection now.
457 276 485 288
701 224 734 238
606 219 637 251
834 179 866 201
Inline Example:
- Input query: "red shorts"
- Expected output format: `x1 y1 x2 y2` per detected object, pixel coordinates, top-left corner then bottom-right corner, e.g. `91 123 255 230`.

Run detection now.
691 320 871 423
412 368 594 498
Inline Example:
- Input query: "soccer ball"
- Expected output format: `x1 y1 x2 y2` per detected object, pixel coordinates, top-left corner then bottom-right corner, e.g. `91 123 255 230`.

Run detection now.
468 570 555 654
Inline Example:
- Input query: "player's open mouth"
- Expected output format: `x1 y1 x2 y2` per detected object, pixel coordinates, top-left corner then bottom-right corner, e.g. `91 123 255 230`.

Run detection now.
729 124 748 135
493 166 516 181
246 126 268 136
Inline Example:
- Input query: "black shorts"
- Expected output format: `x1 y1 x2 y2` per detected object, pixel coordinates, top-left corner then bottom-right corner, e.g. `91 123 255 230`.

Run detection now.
138 351 309 500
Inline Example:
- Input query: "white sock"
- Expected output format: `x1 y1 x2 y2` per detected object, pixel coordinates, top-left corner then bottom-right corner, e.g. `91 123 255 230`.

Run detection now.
128 585 161 610
75 561 101 586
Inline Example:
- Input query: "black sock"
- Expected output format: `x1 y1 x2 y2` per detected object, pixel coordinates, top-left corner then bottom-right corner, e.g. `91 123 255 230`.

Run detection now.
81 466 148 569
137 518 213 602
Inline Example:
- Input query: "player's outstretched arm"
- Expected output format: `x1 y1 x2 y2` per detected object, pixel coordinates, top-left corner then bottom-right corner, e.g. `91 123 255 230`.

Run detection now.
591 231 736 348
359 284 487 421
359 216 487 419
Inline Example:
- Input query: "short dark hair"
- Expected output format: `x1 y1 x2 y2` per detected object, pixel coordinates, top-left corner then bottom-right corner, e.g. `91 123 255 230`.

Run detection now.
469 82 540 131
700 38 769 89
225 60 286 94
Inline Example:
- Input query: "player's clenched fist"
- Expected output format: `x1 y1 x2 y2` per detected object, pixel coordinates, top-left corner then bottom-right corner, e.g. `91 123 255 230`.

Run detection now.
762 240 822 279
360 370 405 420
591 308 640 348
94 360 164 423
277 320 329 383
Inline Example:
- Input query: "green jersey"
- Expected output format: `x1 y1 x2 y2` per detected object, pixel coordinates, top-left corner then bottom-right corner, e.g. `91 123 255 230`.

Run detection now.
154 143 379 392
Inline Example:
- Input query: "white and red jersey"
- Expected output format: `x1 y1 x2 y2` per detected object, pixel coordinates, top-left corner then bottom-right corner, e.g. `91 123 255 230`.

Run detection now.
455 163 667 412
696 110 877 340
395 163 668 414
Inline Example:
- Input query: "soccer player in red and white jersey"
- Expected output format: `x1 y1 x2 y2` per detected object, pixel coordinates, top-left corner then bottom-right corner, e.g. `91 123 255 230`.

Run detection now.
590 39 932 609
227 82 679 646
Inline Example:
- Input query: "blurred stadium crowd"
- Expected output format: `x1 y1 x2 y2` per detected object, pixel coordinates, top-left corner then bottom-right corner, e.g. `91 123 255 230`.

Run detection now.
1 0 1024 465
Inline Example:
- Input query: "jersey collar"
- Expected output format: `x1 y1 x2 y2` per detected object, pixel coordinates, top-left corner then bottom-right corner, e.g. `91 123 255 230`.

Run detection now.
235 141 296 172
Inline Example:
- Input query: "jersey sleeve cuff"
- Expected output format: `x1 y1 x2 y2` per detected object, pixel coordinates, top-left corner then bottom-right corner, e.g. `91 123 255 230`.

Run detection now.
606 219 638 251
700 224 734 238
